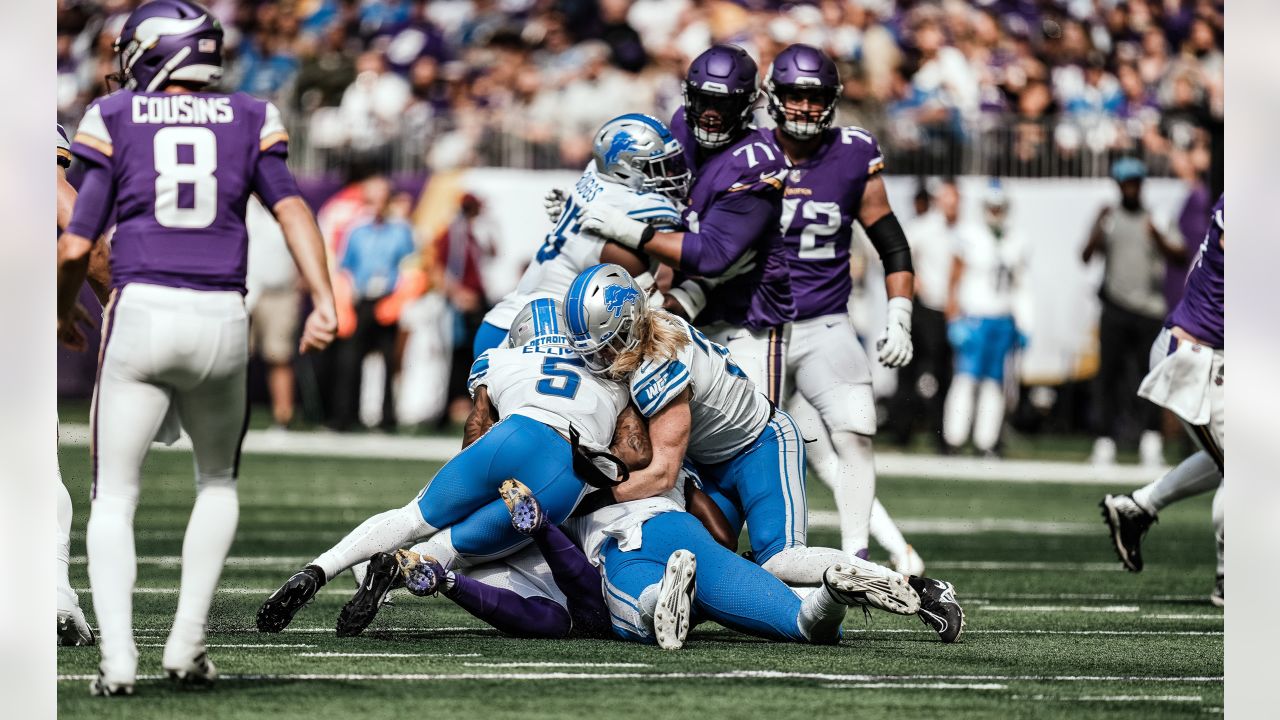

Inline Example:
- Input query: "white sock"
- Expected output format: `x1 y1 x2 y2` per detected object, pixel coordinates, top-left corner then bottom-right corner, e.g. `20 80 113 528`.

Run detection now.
57 472 76 610
312 503 436 581
797 582 848 643
87 493 139 681
1212 483 1224 578
943 374 976 448
761 545 858 585
973 379 1005 452
164 479 238 665
1131 451 1221 515
411 528 460 568
869 498 910 562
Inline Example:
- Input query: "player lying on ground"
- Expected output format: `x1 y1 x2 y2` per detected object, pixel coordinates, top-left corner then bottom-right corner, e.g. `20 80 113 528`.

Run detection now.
1101 193 1224 606
257 298 640 636
398 473 880 649
472 113 689 357
561 264 964 641
57 0 338 696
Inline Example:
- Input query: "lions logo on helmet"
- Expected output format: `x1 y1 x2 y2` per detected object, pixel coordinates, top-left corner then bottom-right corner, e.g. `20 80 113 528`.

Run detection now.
592 114 691 201
564 264 647 375
603 285 641 319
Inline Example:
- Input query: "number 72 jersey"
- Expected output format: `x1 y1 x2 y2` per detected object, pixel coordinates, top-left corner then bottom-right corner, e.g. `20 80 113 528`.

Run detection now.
468 343 630 451
70 91 294 293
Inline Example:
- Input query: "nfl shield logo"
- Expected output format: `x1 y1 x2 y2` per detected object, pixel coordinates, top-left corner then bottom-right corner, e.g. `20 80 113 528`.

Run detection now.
789 169 804 183
198 38 217 53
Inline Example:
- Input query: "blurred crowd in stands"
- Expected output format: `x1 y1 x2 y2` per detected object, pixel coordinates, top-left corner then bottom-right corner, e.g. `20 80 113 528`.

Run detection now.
58 0 1222 181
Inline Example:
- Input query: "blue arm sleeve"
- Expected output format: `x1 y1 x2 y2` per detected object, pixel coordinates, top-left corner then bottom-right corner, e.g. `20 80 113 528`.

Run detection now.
64 161 115 241
251 146 302 209
678 188 780 276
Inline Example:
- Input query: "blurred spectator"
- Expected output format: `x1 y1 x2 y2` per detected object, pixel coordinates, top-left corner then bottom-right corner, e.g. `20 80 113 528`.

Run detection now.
887 178 958 449
292 23 358 112
333 176 417 432
245 198 300 432
942 181 1026 457
339 50 412 160
1081 158 1185 467
435 193 496 425
377 0 451 74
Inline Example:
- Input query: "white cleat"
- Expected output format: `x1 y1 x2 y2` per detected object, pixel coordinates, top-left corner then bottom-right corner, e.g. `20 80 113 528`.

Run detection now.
89 671 135 697
653 550 696 650
824 563 921 616
890 545 926 577
57 605 96 646
164 651 218 688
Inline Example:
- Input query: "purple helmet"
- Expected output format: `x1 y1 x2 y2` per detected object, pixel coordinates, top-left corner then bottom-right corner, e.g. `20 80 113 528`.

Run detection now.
112 0 224 92
765 44 841 140
683 45 759 149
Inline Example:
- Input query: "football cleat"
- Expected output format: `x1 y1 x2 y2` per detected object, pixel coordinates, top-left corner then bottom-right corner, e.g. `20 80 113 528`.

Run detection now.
1100 494 1156 572
500 478 547 535
165 652 218 688
909 576 965 643
823 563 921 615
257 565 325 633
57 605 96 646
653 549 697 650
88 672 134 697
336 552 399 637
396 549 448 597
891 545 926 577
1211 574 1224 608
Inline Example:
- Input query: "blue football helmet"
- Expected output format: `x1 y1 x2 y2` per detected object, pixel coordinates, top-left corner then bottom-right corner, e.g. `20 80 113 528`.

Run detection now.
506 298 569 348
563 264 647 374
112 0 224 92
591 113 691 201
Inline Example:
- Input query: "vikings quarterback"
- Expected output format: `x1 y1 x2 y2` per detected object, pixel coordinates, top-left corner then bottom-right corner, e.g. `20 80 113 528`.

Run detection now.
763 43 923 572
473 113 687 356
563 264 965 642
56 0 338 695
579 45 795 403
1102 194 1225 605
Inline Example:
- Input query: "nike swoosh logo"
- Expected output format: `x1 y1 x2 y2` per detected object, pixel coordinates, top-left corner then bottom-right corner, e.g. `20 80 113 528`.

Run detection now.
824 321 842 329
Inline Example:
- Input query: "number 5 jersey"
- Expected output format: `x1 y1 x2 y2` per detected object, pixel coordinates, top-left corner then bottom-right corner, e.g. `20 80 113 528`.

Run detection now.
70 91 298 293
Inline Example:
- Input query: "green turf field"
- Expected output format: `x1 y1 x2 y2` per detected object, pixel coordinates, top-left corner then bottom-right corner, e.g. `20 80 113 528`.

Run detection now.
55 445 1223 719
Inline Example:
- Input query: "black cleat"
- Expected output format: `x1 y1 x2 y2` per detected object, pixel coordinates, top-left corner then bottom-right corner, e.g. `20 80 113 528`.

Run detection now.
336 552 399 637
165 652 218 689
1100 494 1156 572
909 576 965 643
257 565 325 633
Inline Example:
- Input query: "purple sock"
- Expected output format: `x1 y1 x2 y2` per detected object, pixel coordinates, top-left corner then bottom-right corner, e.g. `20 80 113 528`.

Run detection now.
534 525 610 636
445 574 571 639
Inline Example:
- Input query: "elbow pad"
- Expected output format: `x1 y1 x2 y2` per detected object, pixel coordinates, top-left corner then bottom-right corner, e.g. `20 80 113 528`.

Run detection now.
865 213 914 275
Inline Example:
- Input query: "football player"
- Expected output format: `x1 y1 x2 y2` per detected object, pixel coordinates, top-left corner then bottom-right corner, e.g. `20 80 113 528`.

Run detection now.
257 297 638 637
576 45 795 404
57 0 338 695
473 113 688 357
563 264 965 642
763 43 923 573
1101 194 1224 605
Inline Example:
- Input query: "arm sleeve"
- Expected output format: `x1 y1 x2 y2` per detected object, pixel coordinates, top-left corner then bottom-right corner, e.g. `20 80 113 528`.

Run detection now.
631 357 693 417
679 188 779 276
64 160 116 241
467 351 492 397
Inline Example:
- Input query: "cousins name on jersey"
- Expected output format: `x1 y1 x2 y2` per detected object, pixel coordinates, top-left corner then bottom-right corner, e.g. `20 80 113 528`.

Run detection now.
131 94 235 125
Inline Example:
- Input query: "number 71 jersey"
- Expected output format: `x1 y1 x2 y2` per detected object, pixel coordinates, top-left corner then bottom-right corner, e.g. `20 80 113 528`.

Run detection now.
70 90 294 293
468 343 630 451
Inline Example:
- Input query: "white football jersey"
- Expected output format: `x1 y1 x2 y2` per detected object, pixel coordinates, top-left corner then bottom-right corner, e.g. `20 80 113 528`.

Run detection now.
468 341 630 451
483 162 681 330
563 485 685 567
954 221 1026 318
630 314 773 464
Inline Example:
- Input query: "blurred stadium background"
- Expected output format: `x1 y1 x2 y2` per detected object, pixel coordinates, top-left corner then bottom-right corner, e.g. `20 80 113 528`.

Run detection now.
56 0 1224 459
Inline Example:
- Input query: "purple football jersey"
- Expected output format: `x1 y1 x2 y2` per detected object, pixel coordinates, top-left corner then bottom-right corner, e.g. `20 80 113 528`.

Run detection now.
778 126 886 320
671 108 795 330
70 91 294 293
1167 194 1224 348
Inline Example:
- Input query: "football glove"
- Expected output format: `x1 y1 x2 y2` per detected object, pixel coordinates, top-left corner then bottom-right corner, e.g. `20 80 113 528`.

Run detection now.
876 296 914 368
543 188 567 224
581 202 651 250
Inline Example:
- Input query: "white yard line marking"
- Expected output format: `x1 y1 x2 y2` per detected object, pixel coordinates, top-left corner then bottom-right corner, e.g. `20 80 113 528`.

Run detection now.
462 662 650 668
70 556 305 567
137 643 316 648
970 593 1203 602
981 605 1141 613
810 513 1099 536
1145 614 1222 621
133 627 495 635
75 587 378 597
1013 694 1203 703
125 626 1222 638
824 682 1007 690
57 421 1162 484
929 561 1125 572
299 653 481 658
55 671 1223 683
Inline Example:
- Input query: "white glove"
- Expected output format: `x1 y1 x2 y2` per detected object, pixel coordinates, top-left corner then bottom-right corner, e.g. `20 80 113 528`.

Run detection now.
581 202 650 249
876 296 914 368
543 188 567 224
668 250 758 319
